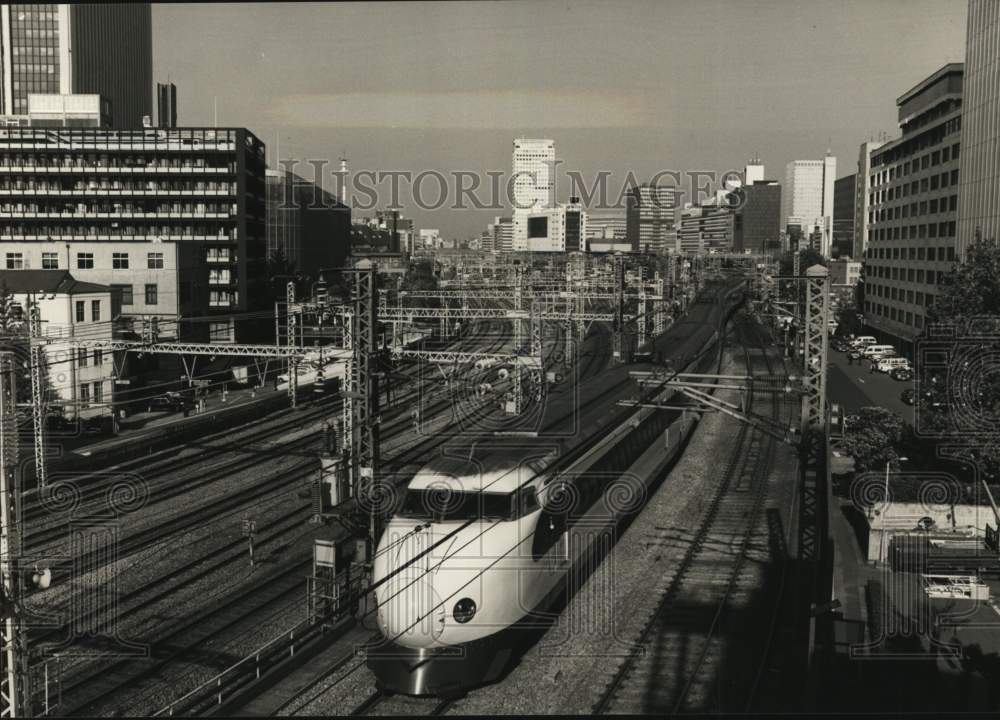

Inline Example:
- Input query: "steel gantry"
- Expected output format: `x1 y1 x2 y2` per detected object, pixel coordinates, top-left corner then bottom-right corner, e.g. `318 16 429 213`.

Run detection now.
27 306 46 489
801 264 830 432
345 268 380 546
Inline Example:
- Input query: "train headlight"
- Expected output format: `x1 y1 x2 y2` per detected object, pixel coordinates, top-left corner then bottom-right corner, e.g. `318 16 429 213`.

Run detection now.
453 597 477 624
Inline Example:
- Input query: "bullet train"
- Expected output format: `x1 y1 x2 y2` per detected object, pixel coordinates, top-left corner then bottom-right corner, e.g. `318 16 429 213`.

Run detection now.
366 283 744 697
275 356 347 392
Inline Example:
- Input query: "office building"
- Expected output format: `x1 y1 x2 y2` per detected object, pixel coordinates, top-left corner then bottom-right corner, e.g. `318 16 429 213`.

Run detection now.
511 138 556 250
735 180 781 252
956 0 1000 255
678 203 735 254
585 212 628 252
833 174 856 258
1 92 110 127
487 216 513 253
744 155 765 187
157 82 177 129
0 269 112 420
0 3 152 127
855 140 886 258
829 259 862 287
371 210 413 254
520 199 586 253
865 63 963 353
265 168 350 275
782 154 836 256
0 125 267 342
418 228 440 249
626 183 679 254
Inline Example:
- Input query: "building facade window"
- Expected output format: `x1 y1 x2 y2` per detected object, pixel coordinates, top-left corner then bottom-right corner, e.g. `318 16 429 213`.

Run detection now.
147 252 164 269
5 253 23 269
41 252 58 269
75 300 85 322
91 300 100 322
145 284 158 305
93 382 103 404
112 284 133 305
78 348 88 367
80 384 90 404
112 252 129 269
77 252 94 269
94 349 103 366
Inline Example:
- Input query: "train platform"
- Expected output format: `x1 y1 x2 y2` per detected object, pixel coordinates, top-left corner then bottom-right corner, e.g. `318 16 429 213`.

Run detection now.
46 385 303 477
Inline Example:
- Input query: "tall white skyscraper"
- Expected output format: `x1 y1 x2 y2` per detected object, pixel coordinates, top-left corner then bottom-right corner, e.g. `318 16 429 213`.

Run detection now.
512 138 556 250
781 153 837 256
854 140 885 259
744 155 765 186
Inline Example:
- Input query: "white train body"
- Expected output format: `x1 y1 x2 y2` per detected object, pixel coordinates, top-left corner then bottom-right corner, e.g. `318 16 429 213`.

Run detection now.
372 455 565 653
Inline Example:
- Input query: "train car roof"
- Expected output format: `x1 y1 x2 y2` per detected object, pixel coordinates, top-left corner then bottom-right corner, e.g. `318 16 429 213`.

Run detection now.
409 450 555 494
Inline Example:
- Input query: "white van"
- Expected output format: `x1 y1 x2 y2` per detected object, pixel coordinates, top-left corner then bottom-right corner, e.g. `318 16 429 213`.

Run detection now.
863 344 895 359
852 336 877 349
877 356 910 373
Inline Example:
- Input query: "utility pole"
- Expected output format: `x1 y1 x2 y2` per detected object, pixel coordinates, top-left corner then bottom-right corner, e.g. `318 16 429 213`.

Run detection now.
286 282 298 408
348 269 380 557
1 351 30 717
612 255 625 362
242 517 256 569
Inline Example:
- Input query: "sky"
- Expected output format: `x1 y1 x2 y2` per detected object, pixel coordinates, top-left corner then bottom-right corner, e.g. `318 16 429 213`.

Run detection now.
152 0 969 239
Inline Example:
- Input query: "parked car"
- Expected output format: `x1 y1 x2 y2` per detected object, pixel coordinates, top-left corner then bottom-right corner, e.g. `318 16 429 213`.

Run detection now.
877 357 910 373
81 416 105 435
147 393 185 413
901 388 915 405
862 344 896 360
45 414 75 432
890 367 914 382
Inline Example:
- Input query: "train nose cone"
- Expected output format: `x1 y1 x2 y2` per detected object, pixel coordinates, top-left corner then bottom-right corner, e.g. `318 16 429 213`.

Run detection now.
376 531 448 646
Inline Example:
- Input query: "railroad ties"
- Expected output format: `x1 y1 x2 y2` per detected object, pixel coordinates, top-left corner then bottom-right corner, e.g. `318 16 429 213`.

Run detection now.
593 313 788 715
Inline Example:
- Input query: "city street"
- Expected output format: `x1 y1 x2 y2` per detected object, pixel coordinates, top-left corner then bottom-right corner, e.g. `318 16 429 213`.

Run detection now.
825 344 914 424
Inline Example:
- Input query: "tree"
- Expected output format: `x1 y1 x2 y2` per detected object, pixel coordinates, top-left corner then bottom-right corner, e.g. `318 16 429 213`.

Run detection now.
926 237 1000 325
400 258 438 293
919 237 1000 477
778 248 827 300
841 406 907 471
0 282 24 336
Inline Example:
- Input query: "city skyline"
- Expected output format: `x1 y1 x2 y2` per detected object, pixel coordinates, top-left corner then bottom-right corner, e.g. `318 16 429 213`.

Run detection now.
152 0 968 238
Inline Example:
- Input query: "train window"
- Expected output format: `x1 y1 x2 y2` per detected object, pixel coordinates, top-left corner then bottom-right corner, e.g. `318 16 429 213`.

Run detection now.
397 489 513 522
516 487 540 517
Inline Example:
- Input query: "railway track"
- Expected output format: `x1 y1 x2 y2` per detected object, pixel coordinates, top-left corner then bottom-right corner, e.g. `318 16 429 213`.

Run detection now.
593 311 786 715
183 321 620 717
40 321 514 715
25 320 504 522
57 557 312 716
27 322 508 550
89 311 655 717
351 690 453 716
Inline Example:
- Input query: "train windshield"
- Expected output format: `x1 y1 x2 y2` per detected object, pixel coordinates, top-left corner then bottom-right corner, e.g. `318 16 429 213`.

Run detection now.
397 488 513 522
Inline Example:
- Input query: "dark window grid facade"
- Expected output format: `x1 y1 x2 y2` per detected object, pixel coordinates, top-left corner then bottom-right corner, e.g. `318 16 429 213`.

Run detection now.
0 128 266 325
8 5 62 113
863 98 962 344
